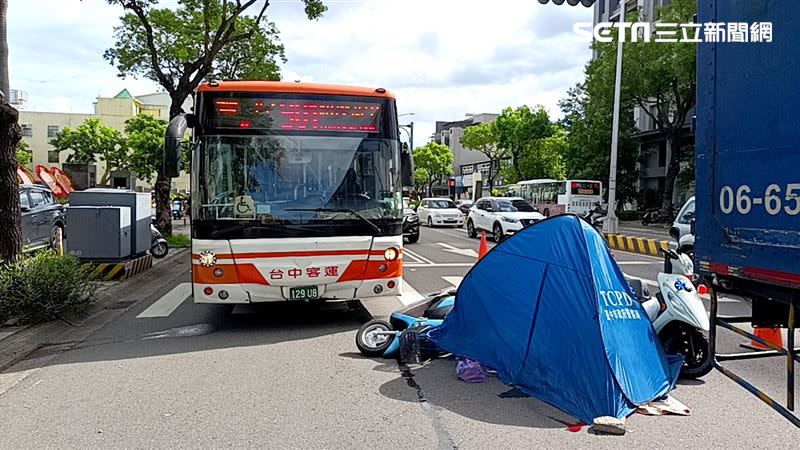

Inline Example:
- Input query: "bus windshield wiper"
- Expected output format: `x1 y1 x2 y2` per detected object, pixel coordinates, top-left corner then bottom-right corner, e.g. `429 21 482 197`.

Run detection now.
210 223 318 238
286 208 382 234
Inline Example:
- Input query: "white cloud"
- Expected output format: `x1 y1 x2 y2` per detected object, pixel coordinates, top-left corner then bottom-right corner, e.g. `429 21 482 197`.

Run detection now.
8 0 593 140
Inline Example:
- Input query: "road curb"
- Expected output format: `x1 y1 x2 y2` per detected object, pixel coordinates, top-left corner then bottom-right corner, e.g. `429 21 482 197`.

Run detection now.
603 233 669 257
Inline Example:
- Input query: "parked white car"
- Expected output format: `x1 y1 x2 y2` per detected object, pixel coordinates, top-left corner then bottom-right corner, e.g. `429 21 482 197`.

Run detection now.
416 198 464 227
467 196 545 242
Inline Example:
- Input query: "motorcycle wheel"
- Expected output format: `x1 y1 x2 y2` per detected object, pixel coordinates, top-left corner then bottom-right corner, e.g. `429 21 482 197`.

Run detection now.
641 216 650 226
664 328 713 379
151 241 169 259
356 319 394 357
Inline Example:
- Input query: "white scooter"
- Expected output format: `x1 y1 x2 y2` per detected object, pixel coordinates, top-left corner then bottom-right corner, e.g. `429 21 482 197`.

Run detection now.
626 248 712 379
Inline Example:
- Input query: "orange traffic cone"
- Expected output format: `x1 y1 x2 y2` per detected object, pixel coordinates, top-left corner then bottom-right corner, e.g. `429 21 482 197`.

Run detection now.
742 326 784 351
478 231 489 260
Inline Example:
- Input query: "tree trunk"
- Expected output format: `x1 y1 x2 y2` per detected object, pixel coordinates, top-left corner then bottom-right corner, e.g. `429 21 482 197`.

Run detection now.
486 158 496 193
0 0 21 262
155 174 172 236
99 168 111 186
0 0 8 98
511 151 524 182
427 175 434 197
0 102 22 261
660 133 681 219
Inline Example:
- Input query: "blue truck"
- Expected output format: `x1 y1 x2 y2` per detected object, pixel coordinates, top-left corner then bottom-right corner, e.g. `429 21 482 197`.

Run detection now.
696 0 800 427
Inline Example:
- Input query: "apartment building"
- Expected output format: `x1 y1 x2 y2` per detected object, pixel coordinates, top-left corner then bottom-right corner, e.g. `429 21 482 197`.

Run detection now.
434 113 501 198
594 0 694 207
18 89 192 193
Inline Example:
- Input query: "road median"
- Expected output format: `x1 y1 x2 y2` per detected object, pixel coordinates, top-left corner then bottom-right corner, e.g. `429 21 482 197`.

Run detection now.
603 232 669 257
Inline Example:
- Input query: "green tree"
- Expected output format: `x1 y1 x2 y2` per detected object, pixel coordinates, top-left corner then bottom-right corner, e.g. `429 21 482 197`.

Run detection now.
413 167 429 193
590 0 696 215
493 105 554 181
559 81 639 208
123 114 169 184
15 140 31 168
511 127 567 184
102 0 326 235
460 122 505 192
49 118 125 185
413 142 453 196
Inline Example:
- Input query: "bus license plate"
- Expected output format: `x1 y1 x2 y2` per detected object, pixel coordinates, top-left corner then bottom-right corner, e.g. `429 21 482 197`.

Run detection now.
289 286 319 300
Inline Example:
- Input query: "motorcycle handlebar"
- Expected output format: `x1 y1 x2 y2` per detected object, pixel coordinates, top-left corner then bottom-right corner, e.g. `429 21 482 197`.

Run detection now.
659 247 680 260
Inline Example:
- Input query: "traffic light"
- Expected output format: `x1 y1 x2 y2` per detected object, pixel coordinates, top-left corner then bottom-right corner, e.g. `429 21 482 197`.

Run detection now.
448 178 456 200
537 0 596 6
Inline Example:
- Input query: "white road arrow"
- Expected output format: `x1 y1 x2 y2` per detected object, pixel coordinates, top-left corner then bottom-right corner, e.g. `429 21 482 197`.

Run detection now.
436 242 479 258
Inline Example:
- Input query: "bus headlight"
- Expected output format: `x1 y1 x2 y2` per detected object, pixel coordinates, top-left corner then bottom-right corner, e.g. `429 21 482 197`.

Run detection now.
384 247 399 261
199 251 217 267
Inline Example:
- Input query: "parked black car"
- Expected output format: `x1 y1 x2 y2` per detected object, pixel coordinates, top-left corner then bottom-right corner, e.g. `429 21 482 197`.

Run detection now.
19 185 65 251
403 208 419 244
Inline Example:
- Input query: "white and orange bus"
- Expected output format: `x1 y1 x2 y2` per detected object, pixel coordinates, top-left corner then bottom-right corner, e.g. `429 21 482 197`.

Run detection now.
517 179 603 217
164 81 412 304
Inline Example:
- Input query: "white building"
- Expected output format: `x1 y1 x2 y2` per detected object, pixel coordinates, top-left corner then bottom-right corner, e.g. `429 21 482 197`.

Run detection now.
18 89 192 193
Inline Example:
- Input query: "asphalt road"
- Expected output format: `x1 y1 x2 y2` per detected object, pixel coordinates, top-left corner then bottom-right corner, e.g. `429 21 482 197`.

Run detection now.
1 224 798 448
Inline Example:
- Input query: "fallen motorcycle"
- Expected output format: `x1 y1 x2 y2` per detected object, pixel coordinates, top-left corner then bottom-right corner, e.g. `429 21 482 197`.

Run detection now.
355 290 454 361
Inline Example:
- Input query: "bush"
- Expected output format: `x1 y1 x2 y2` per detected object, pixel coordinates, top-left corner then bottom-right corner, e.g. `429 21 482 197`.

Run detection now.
167 233 191 248
0 251 97 325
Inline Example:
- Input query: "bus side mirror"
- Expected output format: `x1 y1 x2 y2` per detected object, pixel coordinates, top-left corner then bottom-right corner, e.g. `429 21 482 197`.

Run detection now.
164 114 188 178
400 144 414 187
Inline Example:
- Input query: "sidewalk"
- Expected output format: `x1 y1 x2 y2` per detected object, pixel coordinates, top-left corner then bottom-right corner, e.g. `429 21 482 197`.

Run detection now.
0 248 189 373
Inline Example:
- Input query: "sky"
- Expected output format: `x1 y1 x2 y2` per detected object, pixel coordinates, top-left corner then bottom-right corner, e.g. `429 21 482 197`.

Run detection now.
8 0 593 146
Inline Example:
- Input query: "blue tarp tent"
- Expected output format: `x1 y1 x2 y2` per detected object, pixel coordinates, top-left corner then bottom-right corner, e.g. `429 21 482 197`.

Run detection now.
430 215 681 423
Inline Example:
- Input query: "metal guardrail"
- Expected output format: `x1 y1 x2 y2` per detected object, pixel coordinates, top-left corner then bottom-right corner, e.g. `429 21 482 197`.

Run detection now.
708 285 800 427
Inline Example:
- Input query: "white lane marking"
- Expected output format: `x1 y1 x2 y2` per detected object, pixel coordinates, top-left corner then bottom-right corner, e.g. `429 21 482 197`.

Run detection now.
403 247 435 265
399 280 425 306
429 227 488 245
402 250 423 263
616 261 659 266
437 242 479 258
442 276 463 288
136 283 192 318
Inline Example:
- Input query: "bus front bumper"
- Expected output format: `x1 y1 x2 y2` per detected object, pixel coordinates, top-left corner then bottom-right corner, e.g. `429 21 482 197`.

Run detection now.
193 278 402 304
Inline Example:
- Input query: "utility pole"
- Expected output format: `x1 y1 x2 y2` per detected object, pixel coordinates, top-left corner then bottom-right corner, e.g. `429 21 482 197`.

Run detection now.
604 37 623 234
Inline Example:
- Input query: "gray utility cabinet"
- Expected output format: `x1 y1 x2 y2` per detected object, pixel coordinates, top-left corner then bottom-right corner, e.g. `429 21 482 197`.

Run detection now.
65 206 131 261
69 188 151 256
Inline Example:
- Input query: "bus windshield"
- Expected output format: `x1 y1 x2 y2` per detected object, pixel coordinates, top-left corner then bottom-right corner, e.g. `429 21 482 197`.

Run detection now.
193 93 402 237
